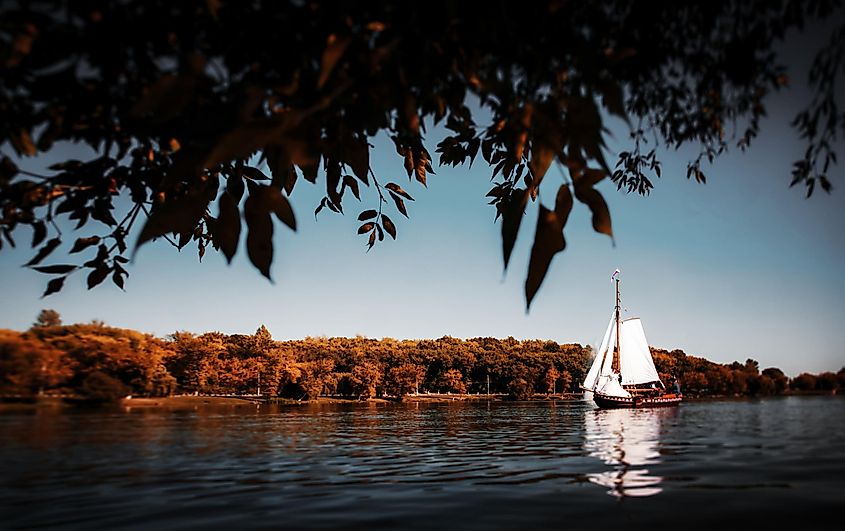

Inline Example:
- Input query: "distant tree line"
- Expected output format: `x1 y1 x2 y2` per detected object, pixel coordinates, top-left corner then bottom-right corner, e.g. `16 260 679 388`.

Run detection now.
1 311 843 402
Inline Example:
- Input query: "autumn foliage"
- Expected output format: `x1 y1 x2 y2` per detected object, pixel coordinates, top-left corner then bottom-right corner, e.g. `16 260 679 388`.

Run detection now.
1 1 842 306
2 314 842 403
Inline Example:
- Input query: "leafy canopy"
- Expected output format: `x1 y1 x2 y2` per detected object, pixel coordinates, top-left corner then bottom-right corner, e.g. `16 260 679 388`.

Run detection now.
0 0 842 306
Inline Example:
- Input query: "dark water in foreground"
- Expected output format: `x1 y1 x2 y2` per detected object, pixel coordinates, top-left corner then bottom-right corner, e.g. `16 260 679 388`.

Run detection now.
1 397 843 530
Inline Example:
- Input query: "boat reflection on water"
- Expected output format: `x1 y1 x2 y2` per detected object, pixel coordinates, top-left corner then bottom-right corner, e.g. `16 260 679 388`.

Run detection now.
583 406 675 498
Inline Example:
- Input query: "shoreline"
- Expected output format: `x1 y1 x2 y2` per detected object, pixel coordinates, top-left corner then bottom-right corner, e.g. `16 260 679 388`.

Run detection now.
0 390 838 412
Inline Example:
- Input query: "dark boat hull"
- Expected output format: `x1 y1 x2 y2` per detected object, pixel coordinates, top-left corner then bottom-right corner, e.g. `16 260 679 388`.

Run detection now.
593 392 682 409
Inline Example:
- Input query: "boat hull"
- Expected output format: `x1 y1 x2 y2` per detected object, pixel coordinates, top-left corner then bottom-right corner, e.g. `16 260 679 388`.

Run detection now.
593 392 682 409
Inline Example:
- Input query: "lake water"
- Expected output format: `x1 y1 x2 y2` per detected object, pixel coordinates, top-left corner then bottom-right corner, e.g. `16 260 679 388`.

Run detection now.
1 397 842 530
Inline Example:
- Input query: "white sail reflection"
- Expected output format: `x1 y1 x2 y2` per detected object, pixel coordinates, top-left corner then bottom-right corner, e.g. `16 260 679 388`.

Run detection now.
584 408 672 498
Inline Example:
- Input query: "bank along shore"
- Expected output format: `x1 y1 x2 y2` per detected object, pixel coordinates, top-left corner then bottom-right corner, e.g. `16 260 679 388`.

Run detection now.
120 393 588 409
0 393 584 411
2 390 838 411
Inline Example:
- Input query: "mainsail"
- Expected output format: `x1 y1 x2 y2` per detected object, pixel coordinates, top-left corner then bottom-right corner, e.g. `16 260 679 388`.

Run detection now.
618 318 661 386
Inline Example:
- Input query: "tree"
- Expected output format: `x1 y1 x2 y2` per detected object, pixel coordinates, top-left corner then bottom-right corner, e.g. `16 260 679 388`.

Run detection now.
543 366 560 395
385 363 424 399
1 1 842 305
33 309 61 328
437 368 467 394
762 367 788 393
791 372 818 391
350 360 382 399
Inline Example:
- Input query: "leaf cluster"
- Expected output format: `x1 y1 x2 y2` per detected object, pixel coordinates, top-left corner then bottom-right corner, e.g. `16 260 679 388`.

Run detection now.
0 0 841 306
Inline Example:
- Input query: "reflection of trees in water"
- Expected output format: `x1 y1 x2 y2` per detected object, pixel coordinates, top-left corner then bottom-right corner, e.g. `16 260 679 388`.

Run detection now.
584 407 676 498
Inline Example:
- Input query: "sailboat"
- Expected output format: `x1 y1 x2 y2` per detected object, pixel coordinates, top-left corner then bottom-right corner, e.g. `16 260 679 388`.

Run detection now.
581 270 682 408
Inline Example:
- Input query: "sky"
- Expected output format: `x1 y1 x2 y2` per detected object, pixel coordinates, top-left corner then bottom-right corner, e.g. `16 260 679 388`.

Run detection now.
1 26 844 377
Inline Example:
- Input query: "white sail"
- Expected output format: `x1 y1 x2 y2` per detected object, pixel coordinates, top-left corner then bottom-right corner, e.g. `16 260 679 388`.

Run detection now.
582 312 615 390
600 325 617 378
619 318 661 386
597 373 630 397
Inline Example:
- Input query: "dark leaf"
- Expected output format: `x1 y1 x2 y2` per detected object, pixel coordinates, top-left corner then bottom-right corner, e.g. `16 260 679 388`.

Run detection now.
343 175 361 200
345 137 370 184
525 185 573 309
136 192 211 249
32 264 77 274
300 162 319 184
390 194 408 217
31 221 47 247
87 265 110 289
216 192 241 263
317 35 351 89
261 186 296 230
382 214 397 239
528 144 554 187
600 80 628 121
265 144 297 194
367 229 376 250
358 222 375 234
241 166 270 181
227 175 245 202
574 185 613 238
112 269 125 290
501 188 529 270
11 129 37 157
315 198 327 219
326 161 343 210
70 236 101 254
358 209 377 221
385 182 414 200
42 276 66 298
244 192 274 280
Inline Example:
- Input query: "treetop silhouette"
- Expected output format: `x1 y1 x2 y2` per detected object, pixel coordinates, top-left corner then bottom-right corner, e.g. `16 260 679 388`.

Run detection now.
1 0 842 306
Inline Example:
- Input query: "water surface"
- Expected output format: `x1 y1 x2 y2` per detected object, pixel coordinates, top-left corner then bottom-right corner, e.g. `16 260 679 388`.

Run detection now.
1 397 842 529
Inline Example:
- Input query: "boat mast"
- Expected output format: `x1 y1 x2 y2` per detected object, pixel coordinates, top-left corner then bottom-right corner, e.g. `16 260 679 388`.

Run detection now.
612 277 621 374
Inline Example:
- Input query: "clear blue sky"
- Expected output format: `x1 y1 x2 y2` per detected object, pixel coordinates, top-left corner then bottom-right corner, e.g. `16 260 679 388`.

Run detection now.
1 29 843 377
